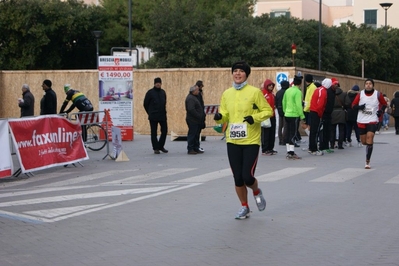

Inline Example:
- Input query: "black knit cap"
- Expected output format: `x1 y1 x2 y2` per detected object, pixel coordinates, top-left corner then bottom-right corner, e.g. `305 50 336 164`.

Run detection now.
154 77 162 84
293 75 303 85
195 80 203 87
43 79 52 87
365 78 374 86
231 61 251 77
280 80 290 90
305 74 313 83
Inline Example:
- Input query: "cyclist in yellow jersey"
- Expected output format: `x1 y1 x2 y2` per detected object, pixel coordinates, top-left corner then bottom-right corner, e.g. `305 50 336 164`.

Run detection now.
59 84 93 114
60 84 94 142
214 61 273 219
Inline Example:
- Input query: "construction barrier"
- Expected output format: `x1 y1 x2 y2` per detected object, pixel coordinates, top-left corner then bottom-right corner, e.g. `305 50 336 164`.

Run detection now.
68 110 111 160
204 104 219 128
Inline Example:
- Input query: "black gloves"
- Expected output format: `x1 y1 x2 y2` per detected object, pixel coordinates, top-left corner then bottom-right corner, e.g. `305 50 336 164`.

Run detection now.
243 116 254 125
355 104 366 110
377 110 383 117
214 113 222 120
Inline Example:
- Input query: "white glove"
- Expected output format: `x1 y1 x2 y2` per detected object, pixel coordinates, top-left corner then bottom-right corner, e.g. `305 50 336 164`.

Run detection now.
18 98 24 103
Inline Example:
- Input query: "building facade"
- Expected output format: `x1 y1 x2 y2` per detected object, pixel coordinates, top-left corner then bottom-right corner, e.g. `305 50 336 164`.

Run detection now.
255 0 398 29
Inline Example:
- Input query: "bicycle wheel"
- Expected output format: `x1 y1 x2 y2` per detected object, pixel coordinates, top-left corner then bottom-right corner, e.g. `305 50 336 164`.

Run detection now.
86 124 107 151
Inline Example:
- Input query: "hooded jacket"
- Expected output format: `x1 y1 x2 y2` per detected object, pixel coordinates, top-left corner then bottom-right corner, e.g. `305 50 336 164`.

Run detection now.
310 86 327 118
262 79 276 117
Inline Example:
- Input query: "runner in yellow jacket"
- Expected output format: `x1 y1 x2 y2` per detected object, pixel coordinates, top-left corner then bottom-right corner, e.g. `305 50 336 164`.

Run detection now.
214 61 273 220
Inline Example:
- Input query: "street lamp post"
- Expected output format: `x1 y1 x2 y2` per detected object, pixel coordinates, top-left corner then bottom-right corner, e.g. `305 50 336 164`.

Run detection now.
318 0 322 71
380 3 393 38
379 3 392 80
91 30 102 69
291 43 297 67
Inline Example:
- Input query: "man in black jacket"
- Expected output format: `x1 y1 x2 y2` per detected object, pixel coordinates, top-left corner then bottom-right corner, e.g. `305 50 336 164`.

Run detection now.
40 79 57 115
143 77 168 154
18 84 35 117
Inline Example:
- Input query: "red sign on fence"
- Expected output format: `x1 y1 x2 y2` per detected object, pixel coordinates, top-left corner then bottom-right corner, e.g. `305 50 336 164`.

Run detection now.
8 115 89 173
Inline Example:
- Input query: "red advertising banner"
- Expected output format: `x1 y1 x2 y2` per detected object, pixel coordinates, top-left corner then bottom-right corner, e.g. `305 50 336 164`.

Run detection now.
0 120 13 178
8 115 89 173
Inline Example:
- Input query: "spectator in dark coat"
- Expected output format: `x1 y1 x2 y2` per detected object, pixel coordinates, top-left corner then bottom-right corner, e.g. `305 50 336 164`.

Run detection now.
18 84 35 117
330 80 347 149
185 85 205 154
390 90 399 135
40 79 57 115
344 85 361 146
275 80 290 145
195 80 206 152
143 77 168 154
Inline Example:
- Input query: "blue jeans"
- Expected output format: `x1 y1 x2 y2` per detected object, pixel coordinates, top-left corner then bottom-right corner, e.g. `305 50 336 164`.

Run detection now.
383 113 390 127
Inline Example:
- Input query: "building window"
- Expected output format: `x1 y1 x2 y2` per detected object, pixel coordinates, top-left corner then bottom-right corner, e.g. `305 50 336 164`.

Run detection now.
270 11 290 18
364 10 377 29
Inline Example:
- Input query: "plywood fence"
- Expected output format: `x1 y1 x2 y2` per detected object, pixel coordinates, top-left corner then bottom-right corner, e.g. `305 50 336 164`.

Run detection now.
1 67 397 137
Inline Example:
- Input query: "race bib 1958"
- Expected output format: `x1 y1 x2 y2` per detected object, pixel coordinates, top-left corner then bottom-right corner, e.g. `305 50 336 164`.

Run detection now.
229 123 248 139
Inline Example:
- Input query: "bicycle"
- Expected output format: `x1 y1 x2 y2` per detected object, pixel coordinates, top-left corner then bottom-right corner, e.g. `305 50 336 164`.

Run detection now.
67 111 109 152
84 123 108 151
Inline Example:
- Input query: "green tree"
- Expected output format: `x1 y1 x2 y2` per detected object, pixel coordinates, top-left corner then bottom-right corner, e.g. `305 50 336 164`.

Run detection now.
0 0 107 70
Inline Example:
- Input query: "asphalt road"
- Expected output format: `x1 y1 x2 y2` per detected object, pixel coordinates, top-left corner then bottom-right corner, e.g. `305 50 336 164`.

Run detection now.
1 130 399 266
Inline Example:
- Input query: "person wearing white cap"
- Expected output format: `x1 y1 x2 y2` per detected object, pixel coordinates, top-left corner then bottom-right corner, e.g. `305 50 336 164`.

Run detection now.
308 78 332 155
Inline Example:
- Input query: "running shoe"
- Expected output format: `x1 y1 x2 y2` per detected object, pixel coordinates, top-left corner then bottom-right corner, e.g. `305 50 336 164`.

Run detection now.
310 150 324 156
263 150 278 156
358 142 363 148
254 189 266 211
286 153 302 160
235 206 250 219
365 161 371 169
323 149 334 153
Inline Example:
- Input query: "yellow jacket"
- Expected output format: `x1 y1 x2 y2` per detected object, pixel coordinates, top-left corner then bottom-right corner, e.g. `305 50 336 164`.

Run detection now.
216 84 273 145
304 82 317 112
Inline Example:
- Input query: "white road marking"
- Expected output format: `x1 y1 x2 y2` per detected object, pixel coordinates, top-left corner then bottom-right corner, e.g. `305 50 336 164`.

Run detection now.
0 185 102 198
0 171 79 188
24 204 107 218
37 170 137 188
104 168 196 184
310 168 373 183
0 186 176 207
0 183 200 223
257 168 315 182
174 168 232 183
384 175 399 184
